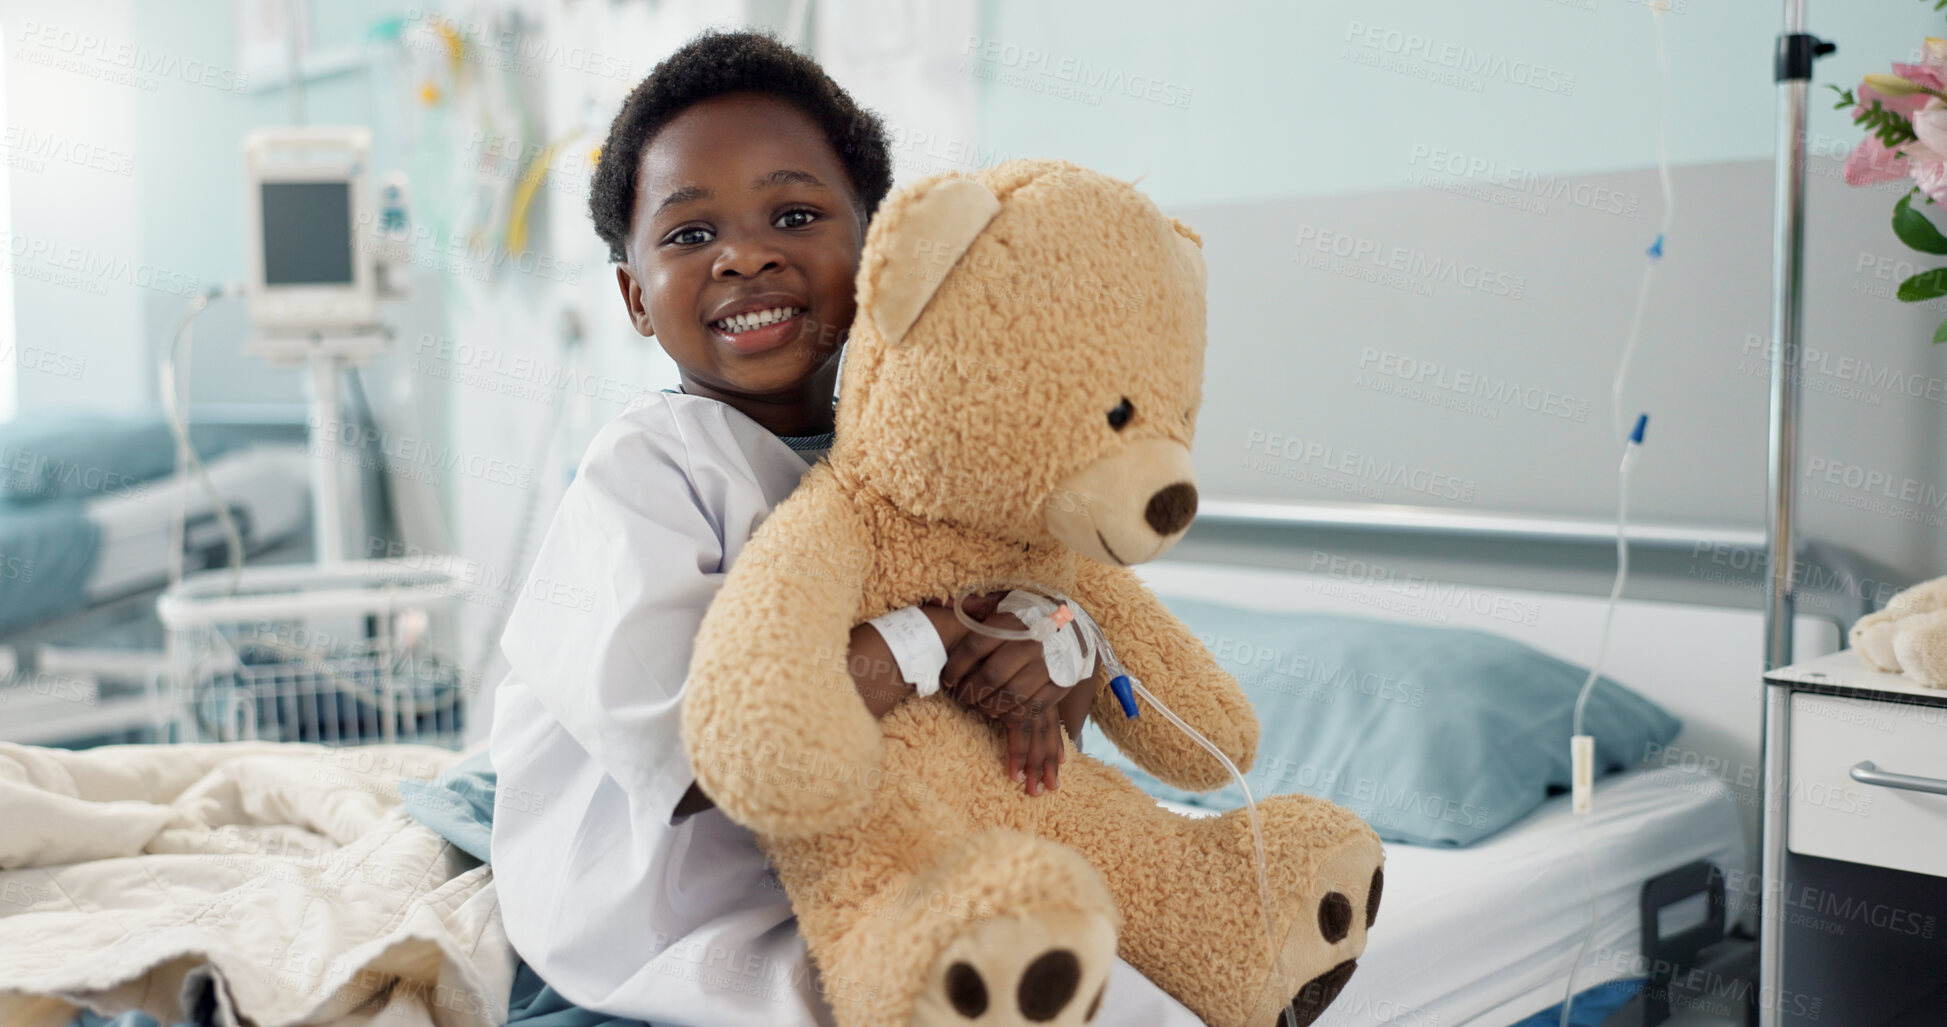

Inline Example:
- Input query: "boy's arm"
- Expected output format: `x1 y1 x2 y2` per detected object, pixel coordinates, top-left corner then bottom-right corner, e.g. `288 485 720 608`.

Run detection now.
848 605 973 716
675 605 974 816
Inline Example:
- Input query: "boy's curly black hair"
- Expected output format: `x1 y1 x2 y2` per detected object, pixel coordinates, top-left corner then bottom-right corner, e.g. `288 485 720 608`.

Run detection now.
588 28 894 264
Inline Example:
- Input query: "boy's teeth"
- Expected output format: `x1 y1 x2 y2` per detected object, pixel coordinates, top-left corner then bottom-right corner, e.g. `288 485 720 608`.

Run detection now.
715 306 803 333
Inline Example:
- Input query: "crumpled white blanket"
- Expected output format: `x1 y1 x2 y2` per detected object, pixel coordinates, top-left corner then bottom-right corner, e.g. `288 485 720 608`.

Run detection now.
0 741 513 1027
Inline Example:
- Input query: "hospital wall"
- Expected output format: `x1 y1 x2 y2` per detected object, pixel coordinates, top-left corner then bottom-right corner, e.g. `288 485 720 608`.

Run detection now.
2 0 463 563
968 0 1947 586
5 0 1947 692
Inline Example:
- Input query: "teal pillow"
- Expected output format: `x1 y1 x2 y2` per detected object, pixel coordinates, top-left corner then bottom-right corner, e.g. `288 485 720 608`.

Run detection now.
1081 597 1681 847
0 413 261 504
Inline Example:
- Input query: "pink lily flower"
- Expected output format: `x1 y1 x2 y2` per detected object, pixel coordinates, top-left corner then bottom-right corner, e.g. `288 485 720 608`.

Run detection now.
1846 79 1947 187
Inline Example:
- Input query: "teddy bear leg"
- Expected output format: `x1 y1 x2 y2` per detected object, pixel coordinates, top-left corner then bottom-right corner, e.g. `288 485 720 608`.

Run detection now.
1147 795 1381 1027
1892 609 1947 687
1030 758 1383 1027
787 828 1119 1027
1854 577 1947 672
1851 609 1905 672
1250 798 1386 1027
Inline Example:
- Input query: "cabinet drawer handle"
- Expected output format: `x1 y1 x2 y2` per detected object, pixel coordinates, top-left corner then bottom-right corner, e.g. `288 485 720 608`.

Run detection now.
1849 760 1947 796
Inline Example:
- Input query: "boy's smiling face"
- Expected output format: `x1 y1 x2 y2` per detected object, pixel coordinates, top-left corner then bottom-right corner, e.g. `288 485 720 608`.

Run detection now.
617 92 865 432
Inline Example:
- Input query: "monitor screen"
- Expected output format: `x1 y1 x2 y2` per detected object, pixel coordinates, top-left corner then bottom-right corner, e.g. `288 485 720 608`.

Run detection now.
260 181 354 286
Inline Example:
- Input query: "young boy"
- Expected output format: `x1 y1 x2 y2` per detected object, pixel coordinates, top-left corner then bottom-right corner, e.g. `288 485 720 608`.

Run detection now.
489 28 1202 1026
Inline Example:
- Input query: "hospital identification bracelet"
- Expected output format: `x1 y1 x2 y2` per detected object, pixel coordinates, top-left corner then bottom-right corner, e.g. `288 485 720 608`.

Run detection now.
866 606 950 698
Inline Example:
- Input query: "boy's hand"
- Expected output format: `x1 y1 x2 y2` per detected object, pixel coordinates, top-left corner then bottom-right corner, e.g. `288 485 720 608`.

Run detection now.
926 595 1075 796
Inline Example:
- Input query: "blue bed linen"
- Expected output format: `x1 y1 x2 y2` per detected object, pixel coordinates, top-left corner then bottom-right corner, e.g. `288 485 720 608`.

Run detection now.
396 748 497 863
1079 597 1682 847
0 499 100 635
63 965 644 1027
1505 977 1644 1026
399 750 653 1027
0 413 262 504
70 1011 185 1027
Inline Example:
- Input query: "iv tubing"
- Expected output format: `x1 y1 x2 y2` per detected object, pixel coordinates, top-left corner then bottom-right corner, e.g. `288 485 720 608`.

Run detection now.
951 589 1290 1022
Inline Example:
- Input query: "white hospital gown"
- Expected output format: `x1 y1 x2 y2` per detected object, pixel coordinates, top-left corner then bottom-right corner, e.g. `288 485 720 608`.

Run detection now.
489 389 1205 1026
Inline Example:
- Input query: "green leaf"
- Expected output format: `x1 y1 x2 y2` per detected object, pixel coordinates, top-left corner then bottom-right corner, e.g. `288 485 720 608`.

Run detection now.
1894 193 1947 254
1897 268 1947 301
1933 317 1947 343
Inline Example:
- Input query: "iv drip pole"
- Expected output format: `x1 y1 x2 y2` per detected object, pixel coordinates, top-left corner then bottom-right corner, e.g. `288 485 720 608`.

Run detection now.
1760 4 1832 1024
1767 2 1833 673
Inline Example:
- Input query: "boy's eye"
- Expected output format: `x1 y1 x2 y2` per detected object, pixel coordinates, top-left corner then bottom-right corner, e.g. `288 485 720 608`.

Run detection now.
776 209 818 229
668 226 713 247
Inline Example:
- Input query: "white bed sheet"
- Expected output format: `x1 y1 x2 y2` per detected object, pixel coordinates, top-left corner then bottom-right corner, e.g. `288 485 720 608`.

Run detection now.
1135 558 1810 912
1164 764 1747 1027
84 444 310 599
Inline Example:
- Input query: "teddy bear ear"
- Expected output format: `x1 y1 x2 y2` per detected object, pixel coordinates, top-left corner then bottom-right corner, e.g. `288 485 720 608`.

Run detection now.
1168 216 1203 248
870 176 1002 347
1168 217 1206 291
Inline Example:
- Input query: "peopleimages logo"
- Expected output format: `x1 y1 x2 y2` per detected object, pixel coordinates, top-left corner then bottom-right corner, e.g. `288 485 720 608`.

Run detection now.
1406 143 1639 218
0 231 200 297
959 36 1194 109
400 9 634 80
1292 224 1526 300
1308 552 1542 626
1243 429 1477 503
1343 21 1576 96
1807 455 1947 510
0 127 136 176
15 20 250 92
1356 346 1589 422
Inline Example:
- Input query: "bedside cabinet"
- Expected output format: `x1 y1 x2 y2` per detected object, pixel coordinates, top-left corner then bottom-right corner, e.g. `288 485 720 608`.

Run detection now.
1761 651 1947 1027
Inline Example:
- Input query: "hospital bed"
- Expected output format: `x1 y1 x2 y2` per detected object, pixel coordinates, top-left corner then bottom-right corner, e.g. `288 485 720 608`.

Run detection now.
0 492 1867 1027
0 434 314 746
1156 767 1744 1027
1118 500 1861 1027
82 445 311 604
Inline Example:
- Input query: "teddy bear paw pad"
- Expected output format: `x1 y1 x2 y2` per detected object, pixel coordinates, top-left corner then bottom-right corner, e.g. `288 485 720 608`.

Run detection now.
1276 960 1358 1027
911 909 1115 1026
1237 820 1383 1027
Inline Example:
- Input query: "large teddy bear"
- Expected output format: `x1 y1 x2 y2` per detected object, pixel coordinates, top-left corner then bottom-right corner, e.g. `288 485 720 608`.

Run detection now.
1851 576 1947 686
681 158 1384 1027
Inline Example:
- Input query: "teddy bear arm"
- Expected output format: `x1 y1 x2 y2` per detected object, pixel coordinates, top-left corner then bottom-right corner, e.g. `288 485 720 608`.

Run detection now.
1072 560 1260 792
680 475 885 837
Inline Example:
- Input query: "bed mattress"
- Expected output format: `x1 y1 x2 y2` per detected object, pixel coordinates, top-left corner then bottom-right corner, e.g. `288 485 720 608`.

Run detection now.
1169 763 1747 1026
0 446 310 638
84 444 310 599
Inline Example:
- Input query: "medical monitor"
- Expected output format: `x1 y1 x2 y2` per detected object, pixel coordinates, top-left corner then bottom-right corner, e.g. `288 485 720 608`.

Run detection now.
244 127 377 332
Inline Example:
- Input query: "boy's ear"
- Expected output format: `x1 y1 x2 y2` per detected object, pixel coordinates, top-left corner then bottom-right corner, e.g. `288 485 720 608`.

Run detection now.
617 265 654 337
868 176 1001 347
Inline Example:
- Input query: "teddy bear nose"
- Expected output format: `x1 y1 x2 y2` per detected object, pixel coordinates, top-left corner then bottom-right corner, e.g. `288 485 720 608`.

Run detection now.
1144 482 1198 536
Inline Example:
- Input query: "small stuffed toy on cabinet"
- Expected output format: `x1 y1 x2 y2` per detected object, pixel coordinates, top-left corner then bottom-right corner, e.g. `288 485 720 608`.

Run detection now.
1852 576 1947 687
682 159 1384 1027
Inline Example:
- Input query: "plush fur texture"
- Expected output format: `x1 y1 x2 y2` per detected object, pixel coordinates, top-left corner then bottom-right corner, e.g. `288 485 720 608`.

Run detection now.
1850 576 1947 687
681 158 1384 1026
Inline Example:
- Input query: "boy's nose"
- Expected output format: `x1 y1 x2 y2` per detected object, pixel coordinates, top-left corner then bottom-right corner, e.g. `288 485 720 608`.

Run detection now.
715 243 787 278
716 260 782 278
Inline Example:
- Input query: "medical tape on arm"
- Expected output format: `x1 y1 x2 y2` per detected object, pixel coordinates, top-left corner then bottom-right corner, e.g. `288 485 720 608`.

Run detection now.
995 590 1090 688
866 606 950 697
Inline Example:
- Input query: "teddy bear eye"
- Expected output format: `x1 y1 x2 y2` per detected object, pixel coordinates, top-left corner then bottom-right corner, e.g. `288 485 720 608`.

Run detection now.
1107 397 1134 431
